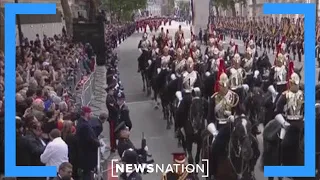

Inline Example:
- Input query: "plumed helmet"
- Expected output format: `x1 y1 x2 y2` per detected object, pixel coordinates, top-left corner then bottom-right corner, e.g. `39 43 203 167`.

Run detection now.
218 72 229 87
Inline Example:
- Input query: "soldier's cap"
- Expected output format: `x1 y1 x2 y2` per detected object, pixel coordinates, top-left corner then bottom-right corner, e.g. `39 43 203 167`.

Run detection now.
122 149 138 164
172 152 186 164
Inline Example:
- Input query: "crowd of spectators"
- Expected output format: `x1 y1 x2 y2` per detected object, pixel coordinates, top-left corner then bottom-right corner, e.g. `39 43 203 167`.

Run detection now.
0 22 136 180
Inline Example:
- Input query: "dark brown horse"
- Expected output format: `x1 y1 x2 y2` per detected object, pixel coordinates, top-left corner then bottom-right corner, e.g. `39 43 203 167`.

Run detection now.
202 116 257 180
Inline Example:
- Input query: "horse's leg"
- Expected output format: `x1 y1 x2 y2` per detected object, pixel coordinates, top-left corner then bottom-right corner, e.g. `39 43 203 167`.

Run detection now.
153 90 159 109
186 136 194 164
195 136 202 165
141 72 146 92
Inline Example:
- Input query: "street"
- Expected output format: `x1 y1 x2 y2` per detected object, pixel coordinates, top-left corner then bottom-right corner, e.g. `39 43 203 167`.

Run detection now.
90 21 313 179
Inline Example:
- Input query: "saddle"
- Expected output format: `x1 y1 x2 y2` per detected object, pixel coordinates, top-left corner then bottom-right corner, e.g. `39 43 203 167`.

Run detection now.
263 119 282 142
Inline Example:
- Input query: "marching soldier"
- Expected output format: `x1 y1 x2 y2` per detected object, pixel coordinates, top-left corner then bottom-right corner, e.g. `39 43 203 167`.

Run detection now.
273 70 304 166
105 82 117 152
162 153 198 180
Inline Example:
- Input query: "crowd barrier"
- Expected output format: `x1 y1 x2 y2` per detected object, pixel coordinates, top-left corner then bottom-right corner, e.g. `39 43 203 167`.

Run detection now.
74 57 97 107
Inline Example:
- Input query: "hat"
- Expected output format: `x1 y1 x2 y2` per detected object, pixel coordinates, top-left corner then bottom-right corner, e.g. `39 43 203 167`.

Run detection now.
172 152 186 164
117 91 125 99
114 121 128 133
82 106 91 114
122 149 138 164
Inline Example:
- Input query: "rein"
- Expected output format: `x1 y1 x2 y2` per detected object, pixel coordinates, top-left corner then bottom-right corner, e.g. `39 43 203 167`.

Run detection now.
227 124 249 180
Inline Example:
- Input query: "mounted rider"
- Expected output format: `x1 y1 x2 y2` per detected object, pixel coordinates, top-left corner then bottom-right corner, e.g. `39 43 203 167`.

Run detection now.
228 52 249 100
175 25 184 45
189 41 202 63
242 47 256 87
278 36 290 64
207 59 240 132
267 52 288 103
137 32 151 72
205 39 220 75
273 67 304 165
172 48 186 77
228 37 237 59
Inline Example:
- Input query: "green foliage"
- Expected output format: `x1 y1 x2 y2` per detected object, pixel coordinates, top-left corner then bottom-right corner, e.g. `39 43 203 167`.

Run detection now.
100 0 147 13
213 0 246 10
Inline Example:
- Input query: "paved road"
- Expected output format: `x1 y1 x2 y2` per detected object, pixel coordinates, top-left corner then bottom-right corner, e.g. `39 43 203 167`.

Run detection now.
91 21 313 179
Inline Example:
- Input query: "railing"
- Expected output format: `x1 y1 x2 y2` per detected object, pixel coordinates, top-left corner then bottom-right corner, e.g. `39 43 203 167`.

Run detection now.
74 57 97 107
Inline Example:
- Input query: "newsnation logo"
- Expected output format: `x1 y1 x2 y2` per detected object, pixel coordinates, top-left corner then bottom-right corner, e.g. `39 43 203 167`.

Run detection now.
111 159 209 178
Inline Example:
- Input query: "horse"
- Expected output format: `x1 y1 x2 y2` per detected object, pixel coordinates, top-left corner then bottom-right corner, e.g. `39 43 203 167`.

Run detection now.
202 116 257 180
138 49 152 93
180 89 208 165
262 117 304 180
244 87 266 134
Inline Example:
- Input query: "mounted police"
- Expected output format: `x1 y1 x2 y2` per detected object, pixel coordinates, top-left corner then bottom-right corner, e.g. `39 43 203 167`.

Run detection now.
138 32 151 72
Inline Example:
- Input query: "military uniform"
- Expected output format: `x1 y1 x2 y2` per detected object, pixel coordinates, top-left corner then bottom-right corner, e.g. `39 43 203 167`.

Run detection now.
106 83 117 151
267 53 288 102
274 72 304 166
138 34 151 72
115 91 132 132
162 153 198 180
119 149 143 180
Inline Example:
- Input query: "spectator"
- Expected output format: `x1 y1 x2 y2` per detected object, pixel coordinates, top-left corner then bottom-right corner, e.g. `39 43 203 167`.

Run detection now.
76 106 100 180
61 121 78 180
40 129 68 172
89 112 108 138
52 162 73 180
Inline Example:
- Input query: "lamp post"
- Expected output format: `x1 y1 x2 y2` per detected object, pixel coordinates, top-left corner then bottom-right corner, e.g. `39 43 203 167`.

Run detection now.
15 0 24 61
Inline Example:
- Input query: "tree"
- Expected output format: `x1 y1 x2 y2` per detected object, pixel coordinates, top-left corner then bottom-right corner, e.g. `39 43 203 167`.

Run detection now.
168 0 175 15
214 0 246 17
60 0 73 35
100 0 147 21
177 1 190 17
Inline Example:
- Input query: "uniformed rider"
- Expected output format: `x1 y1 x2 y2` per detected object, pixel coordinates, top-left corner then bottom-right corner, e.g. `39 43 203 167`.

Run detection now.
162 153 198 180
189 41 202 62
138 32 151 72
267 53 288 102
274 71 304 166
206 62 240 176
242 47 256 87
172 48 186 77
228 53 249 99
204 37 216 62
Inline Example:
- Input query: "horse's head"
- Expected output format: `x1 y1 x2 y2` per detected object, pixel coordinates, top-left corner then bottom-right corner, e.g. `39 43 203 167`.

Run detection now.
248 87 264 108
189 88 204 133
231 116 253 162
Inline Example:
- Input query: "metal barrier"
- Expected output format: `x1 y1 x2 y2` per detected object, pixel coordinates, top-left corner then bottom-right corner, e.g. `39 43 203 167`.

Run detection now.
75 57 97 107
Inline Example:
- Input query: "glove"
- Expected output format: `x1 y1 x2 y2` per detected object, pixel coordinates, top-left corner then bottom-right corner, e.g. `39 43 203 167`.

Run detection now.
139 49 142 53
144 146 149 152
228 115 235 122
224 111 232 116
254 70 259 78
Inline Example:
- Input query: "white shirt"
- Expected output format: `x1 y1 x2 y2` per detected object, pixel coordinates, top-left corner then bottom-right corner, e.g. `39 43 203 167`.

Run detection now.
40 137 69 172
